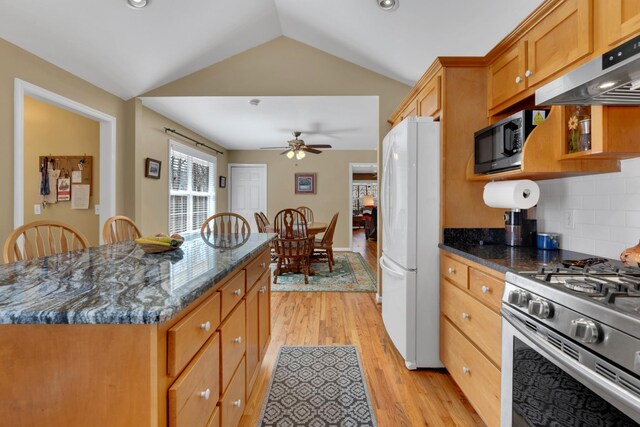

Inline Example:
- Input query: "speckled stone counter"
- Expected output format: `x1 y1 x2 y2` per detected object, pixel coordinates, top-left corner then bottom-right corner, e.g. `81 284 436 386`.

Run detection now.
438 242 611 274
0 232 275 324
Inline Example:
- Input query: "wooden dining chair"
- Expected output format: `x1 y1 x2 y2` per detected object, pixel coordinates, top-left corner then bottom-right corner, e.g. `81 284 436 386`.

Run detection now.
296 206 314 223
254 212 267 233
102 215 142 244
312 212 339 271
272 208 314 284
258 211 270 226
201 213 251 248
3 220 90 263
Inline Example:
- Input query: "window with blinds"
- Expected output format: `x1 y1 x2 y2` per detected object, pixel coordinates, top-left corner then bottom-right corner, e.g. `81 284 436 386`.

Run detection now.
169 141 216 234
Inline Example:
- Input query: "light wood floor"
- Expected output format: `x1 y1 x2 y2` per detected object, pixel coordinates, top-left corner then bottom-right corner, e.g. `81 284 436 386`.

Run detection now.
239 230 483 427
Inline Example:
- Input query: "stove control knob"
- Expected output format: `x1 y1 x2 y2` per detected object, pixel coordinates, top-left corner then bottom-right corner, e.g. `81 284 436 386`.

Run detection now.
528 299 553 319
570 318 600 344
507 290 530 307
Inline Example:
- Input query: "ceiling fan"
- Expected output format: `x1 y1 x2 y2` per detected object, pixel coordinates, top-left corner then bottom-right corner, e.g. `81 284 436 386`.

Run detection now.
260 132 332 159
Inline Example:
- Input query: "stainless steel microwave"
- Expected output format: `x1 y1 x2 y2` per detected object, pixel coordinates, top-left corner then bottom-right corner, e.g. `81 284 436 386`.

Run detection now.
474 110 546 175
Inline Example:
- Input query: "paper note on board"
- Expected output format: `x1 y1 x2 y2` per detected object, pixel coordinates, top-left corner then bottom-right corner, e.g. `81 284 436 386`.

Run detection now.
72 170 82 183
71 185 90 209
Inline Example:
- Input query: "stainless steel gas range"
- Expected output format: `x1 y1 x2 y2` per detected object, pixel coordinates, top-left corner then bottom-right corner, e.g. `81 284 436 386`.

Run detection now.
501 262 640 426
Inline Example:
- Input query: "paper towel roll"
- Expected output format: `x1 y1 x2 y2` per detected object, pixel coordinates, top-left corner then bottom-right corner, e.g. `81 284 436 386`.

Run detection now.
483 180 540 209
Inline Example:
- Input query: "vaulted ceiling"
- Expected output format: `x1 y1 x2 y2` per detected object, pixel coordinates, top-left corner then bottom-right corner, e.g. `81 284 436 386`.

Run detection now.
0 1 543 100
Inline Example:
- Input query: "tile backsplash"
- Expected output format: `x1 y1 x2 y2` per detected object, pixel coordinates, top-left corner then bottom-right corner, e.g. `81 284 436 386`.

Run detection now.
535 157 640 259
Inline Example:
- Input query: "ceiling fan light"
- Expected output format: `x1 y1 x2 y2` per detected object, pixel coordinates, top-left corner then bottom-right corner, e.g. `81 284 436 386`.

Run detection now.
296 150 306 160
286 150 295 159
126 0 149 9
377 0 398 11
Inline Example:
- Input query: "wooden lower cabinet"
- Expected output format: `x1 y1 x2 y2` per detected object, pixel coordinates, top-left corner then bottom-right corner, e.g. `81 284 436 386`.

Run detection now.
206 407 220 427
441 318 501 427
440 250 504 427
245 283 260 397
169 333 220 427
220 358 247 427
258 273 271 358
0 245 272 427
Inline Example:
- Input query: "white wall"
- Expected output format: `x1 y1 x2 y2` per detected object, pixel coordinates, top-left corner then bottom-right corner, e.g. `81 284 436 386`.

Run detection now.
535 157 640 259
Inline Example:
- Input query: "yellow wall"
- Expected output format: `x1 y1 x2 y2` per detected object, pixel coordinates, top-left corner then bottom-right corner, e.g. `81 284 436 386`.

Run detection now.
24 97 100 245
0 38 129 249
227 150 377 248
135 105 228 236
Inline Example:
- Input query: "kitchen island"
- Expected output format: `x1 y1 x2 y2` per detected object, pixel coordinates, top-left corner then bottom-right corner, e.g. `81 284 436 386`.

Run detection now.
0 232 275 427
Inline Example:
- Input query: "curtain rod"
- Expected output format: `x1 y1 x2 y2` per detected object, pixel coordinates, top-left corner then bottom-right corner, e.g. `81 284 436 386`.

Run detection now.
164 128 224 155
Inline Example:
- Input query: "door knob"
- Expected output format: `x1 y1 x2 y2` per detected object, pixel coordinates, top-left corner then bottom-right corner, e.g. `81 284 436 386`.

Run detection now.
200 321 211 332
515 75 523 84
481 285 490 294
525 69 533 77
448 267 456 274
200 389 210 400
461 312 470 320
233 336 242 344
233 289 242 296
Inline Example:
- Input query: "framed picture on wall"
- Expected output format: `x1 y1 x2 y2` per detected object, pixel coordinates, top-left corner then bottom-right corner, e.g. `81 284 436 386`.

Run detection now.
295 173 316 194
219 176 227 188
145 158 161 179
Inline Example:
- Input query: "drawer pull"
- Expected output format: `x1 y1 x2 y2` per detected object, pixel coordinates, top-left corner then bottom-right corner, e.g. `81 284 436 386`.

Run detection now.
461 312 470 320
260 262 266 268
233 399 242 407
515 75 523 84
233 289 242 296
525 69 533 78
481 285 491 294
233 336 243 344
462 367 470 375
200 321 211 332
448 267 456 274
260 286 266 294
200 388 211 400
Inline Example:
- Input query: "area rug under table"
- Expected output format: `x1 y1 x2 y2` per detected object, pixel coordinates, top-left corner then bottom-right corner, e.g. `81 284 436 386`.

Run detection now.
258 346 377 427
271 252 377 292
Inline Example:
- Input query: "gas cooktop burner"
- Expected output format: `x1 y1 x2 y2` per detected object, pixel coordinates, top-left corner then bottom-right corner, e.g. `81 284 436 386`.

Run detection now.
563 279 602 294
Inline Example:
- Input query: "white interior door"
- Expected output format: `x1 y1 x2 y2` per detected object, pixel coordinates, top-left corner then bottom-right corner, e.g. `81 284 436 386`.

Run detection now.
228 164 267 233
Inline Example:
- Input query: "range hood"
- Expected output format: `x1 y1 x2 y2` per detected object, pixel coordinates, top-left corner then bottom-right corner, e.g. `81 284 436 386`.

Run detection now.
536 34 640 105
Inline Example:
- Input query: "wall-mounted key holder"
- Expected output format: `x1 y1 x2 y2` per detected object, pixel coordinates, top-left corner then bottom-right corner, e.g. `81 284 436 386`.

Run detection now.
38 155 93 197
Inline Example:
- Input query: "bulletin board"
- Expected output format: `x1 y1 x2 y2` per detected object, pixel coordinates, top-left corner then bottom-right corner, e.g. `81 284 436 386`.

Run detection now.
39 155 93 196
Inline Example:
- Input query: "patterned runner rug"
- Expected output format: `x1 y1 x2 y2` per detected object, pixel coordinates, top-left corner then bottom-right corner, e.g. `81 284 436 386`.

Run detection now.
271 252 377 292
258 346 377 427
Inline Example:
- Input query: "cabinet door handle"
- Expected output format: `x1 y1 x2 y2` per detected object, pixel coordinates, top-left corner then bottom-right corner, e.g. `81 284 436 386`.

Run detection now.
200 388 211 400
200 321 211 332
461 312 470 320
233 399 242 407
260 286 266 293
515 75 523 84
233 289 242 296
233 336 242 344
481 285 490 294
525 69 533 78
260 262 266 268
448 267 456 274
462 367 470 375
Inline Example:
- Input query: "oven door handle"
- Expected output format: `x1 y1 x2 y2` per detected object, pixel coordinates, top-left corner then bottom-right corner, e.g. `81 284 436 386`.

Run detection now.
502 307 640 420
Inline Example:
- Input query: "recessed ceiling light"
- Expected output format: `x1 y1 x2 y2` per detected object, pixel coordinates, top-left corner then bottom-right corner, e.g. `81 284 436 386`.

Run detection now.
127 0 149 9
598 81 617 89
377 0 399 11
249 99 261 106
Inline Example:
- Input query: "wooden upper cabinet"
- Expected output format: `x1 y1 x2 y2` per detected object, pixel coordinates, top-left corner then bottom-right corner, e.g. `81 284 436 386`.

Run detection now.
488 42 527 109
605 0 640 46
400 99 418 121
417 74 442 118
525 0 593 87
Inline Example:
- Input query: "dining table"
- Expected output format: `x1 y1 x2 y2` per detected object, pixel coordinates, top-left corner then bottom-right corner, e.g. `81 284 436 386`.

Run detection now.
266 222 327 237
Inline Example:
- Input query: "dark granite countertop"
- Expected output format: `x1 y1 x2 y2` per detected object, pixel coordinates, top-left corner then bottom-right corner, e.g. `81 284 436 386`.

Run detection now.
438 242 611 274
0 232 275 325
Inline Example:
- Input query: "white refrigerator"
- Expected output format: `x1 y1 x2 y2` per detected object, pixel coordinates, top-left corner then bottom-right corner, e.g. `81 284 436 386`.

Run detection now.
379 116 443 370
